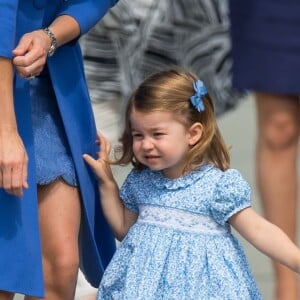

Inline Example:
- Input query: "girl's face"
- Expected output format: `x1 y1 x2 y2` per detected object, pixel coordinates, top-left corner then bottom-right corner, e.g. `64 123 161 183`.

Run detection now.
130 109 202 178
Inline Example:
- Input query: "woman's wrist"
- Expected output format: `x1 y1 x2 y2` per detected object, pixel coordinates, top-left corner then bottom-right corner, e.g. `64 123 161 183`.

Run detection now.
42 27 57 57
47 15 80 47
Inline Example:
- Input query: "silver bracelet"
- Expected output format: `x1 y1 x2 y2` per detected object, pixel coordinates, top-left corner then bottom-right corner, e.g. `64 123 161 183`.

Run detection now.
43 27 57 57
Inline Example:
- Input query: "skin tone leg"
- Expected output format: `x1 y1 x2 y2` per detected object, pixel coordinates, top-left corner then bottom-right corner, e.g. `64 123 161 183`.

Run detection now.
255 93 300 300
25 179 81 300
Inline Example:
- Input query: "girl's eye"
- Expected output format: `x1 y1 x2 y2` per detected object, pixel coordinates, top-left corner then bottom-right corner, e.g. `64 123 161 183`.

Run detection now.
132 133 143 139
153 132 165 137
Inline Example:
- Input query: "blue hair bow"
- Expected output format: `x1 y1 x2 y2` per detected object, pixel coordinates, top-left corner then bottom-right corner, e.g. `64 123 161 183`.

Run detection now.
189 80 207 112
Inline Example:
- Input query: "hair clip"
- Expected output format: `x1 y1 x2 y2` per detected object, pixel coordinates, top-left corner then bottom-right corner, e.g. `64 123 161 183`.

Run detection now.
189 80 207 112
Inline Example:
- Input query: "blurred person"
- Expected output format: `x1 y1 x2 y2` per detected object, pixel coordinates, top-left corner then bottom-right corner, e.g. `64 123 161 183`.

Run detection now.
229 1 300 299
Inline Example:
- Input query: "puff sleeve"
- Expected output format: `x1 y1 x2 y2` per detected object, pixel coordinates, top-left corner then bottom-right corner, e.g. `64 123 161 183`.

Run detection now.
58 0 118 36
210 169 251 226
119 170 139 214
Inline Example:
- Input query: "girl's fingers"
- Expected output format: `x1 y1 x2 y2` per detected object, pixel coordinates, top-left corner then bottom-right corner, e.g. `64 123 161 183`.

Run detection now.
83 154 104 170
83 154 106 179
82 153 96 166
98 133 111 156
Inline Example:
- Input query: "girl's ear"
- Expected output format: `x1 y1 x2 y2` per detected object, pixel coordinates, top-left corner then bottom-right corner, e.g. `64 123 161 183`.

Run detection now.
188 122 203 146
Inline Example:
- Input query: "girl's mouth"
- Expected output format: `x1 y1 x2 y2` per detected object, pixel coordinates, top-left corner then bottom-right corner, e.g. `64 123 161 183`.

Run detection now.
145 155 160 162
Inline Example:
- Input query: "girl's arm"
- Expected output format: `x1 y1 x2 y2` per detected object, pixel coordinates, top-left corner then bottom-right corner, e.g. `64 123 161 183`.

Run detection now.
83 132 138 241
230 207 300 273
0 57 28 197
98 179 137 241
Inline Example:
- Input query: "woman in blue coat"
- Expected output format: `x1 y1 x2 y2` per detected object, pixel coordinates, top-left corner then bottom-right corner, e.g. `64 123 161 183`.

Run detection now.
0 0 117 299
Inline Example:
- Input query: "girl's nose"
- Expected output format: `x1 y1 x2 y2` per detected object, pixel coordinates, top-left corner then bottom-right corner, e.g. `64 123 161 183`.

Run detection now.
141 137 153 150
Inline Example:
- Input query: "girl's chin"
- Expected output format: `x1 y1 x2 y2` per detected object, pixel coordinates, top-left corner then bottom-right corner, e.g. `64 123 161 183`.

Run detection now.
143 162 164 171
147 165 163 171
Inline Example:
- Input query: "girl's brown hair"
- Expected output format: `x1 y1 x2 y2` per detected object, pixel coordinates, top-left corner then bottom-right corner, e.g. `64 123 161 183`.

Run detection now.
114 68 230 171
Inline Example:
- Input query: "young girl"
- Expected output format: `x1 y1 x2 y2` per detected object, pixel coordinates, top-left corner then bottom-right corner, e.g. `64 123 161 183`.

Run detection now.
83 68 300 299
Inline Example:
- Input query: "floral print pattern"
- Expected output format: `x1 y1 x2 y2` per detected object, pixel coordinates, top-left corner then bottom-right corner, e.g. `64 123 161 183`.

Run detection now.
97 164 262 299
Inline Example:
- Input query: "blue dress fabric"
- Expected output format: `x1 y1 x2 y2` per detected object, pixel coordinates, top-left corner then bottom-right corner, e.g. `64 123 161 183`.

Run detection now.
0 0 118 296
97 165 262 299
30 67 77 186
229 0 300 94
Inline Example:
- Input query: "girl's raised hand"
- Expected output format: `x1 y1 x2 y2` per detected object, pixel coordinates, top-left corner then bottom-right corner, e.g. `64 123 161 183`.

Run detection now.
83 132 115 185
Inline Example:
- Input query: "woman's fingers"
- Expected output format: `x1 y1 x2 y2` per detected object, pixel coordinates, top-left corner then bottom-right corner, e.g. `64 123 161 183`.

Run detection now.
1 164 23 197
13 31 48 78
0 132 28 197
82 153 97 167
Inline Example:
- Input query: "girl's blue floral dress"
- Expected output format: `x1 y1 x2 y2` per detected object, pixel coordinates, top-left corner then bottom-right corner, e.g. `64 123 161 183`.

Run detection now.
97 164 262 299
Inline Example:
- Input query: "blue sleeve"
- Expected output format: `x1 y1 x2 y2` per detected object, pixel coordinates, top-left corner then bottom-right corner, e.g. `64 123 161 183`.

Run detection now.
58 0 118 35
119 170 139 214
0 1 18 58
210 169 252 226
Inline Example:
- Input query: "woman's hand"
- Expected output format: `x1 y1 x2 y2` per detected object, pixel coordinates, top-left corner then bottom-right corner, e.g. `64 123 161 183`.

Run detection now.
0 127 28 197
12 30 51 78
